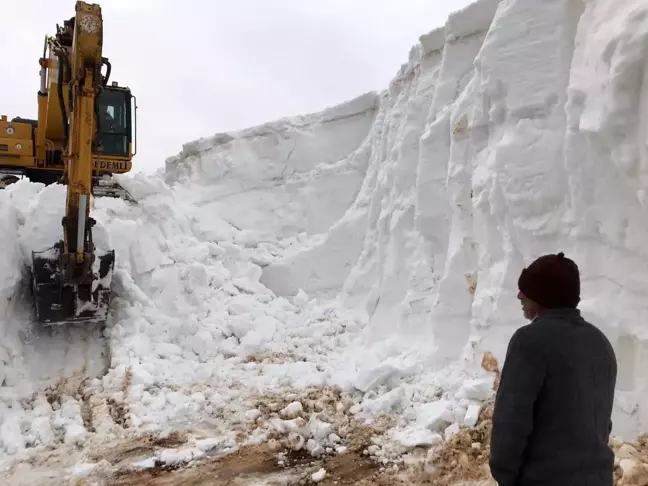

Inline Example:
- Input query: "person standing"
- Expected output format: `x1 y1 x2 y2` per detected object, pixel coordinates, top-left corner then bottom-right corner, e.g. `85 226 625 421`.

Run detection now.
489 252 617 486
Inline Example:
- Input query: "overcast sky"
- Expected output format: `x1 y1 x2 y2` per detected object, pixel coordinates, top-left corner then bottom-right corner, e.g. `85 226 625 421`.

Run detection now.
2 0 473 174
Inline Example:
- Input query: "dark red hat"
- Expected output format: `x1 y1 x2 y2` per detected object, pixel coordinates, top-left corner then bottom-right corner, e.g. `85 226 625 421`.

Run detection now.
518 252 580 308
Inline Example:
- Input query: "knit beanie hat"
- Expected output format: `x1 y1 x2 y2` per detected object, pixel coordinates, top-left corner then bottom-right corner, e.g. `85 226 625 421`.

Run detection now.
517 252 580 309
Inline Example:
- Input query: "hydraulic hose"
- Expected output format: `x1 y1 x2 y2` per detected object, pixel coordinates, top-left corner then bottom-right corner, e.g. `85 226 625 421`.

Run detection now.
102 58 111 87
94 85 103 145
56 54 69 148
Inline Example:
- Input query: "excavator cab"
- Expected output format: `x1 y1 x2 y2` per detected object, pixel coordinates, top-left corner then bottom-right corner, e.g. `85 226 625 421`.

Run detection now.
92 84 136 199
95 86 133 159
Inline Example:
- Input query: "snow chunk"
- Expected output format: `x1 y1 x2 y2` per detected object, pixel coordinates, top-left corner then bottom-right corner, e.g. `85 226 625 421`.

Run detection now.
287 433 305 451
416 400 454 432
464 404 482 427
392 428 443 448
280 401 304 418
444 422 461 441
69 462 97 478
456 378 494 401
311 468 327 482
245 409 262 422
306 439 324 457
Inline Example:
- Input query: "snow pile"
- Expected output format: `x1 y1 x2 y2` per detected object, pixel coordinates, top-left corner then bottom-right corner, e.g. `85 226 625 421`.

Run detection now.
4 173 454 466
1 0 648 473
0 176 378 458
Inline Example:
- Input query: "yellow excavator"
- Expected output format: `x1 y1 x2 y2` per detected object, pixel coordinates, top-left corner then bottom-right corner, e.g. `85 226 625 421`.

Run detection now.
0 1 136 325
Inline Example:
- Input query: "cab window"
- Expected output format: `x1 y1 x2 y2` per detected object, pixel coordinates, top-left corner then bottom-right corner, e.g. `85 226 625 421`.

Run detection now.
95 88 131 157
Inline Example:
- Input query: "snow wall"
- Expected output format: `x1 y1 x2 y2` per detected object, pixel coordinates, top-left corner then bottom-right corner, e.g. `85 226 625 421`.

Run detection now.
166 0 648 440
165 92 379 240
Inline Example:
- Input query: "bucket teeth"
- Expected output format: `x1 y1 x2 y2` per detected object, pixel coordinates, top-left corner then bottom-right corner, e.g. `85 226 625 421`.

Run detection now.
31 244 115 326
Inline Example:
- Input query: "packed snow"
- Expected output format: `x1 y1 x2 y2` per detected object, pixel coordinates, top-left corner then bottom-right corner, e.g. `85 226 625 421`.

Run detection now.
1 0 648 482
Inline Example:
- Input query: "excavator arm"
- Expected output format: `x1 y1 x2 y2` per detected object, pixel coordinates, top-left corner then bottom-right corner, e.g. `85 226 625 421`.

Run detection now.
31 1 115 325
63 2 102 277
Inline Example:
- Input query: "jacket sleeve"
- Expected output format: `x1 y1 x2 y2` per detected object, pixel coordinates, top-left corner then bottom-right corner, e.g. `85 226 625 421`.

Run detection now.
489 327 546 486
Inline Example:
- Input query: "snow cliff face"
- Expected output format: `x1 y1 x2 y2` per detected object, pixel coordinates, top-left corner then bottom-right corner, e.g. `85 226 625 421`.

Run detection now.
165 92 379 239
1 0 647 464
167 0 648 439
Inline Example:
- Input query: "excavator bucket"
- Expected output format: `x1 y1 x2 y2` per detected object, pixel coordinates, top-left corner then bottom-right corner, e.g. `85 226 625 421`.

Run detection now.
31 244 115 326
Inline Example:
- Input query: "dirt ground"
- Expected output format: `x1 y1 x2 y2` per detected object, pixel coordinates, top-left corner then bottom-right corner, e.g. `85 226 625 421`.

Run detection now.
7 352 647 486
94 405 499 486
105 440 486 486
94 411 648 486
107 443 378 486
98 352 648 486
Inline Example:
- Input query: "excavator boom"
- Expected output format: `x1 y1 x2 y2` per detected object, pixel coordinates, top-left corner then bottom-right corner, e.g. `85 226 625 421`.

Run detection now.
31 1 117 326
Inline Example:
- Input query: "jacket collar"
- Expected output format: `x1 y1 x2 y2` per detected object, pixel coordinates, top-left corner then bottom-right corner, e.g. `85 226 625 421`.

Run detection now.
535 307 583 321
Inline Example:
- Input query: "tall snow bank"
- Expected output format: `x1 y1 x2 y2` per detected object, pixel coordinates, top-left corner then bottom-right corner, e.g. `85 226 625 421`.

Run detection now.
164 92 379 238
173 0 647 439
